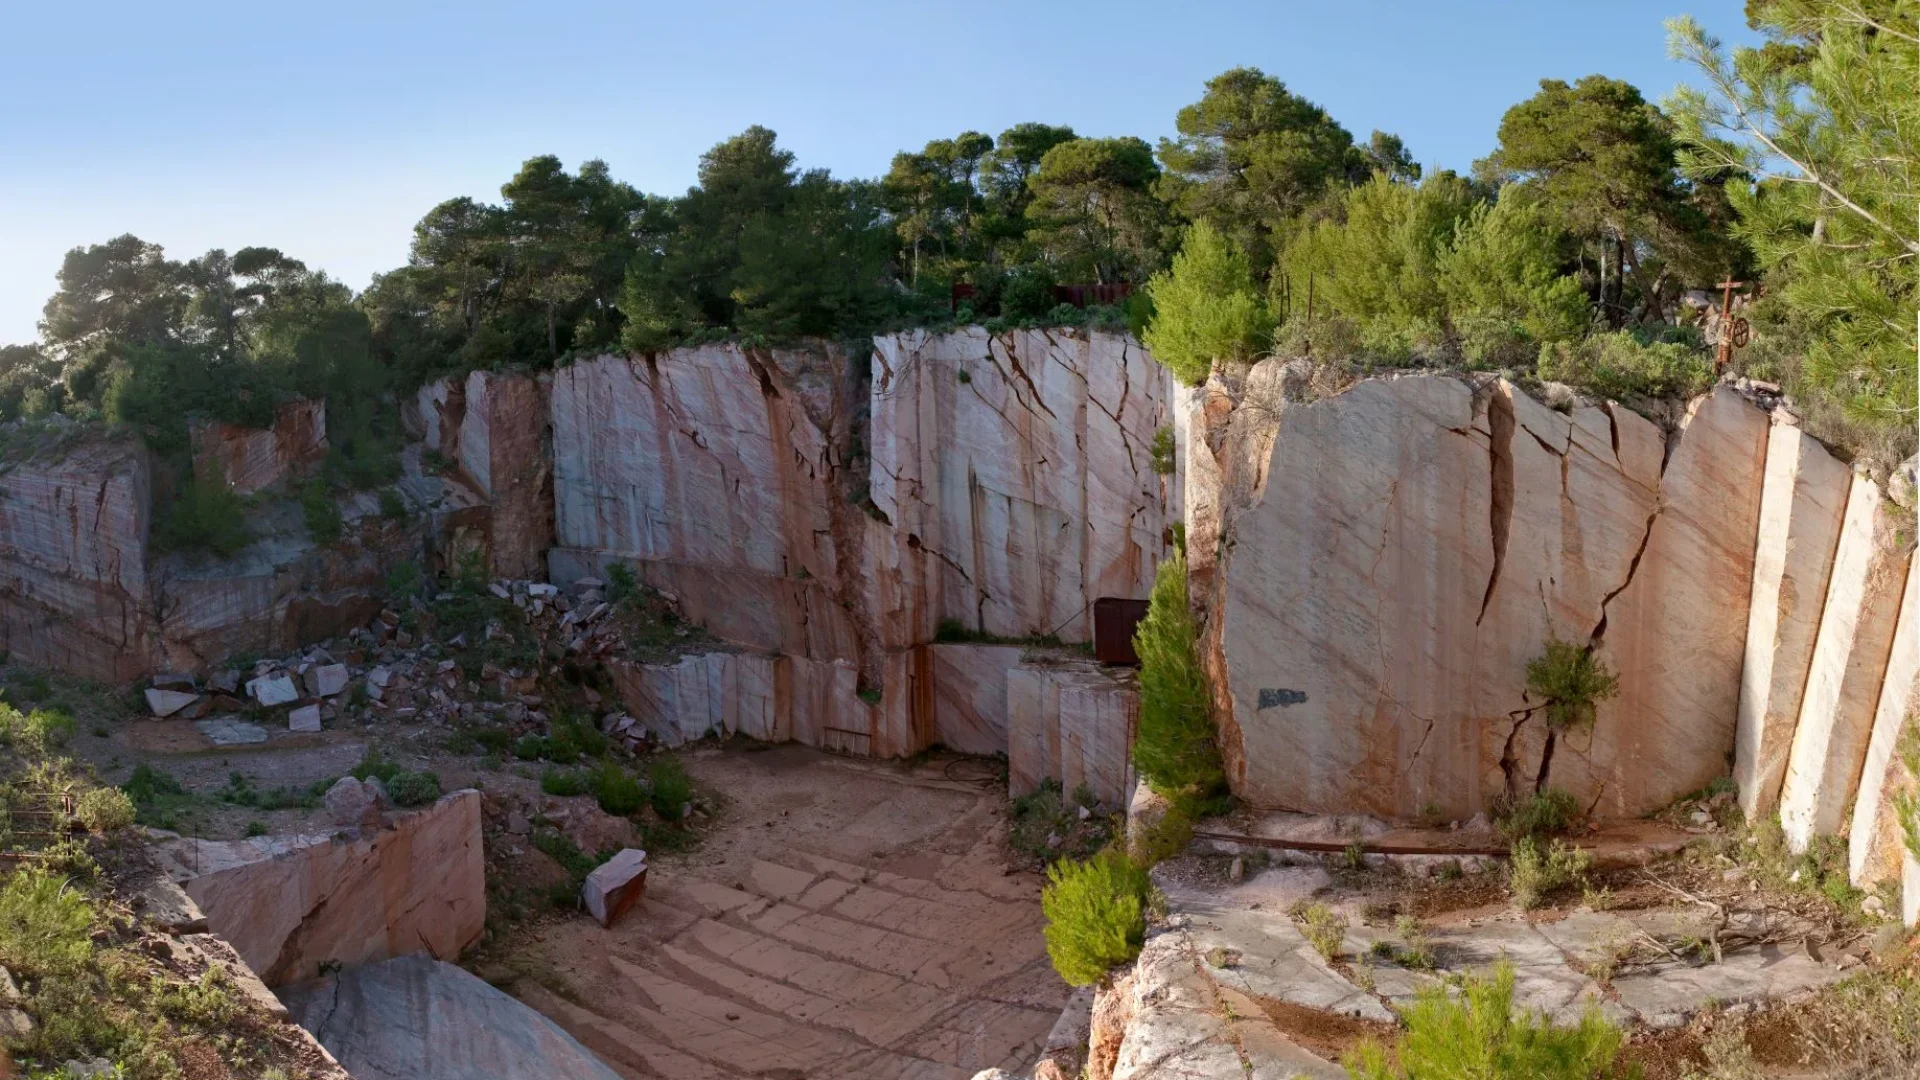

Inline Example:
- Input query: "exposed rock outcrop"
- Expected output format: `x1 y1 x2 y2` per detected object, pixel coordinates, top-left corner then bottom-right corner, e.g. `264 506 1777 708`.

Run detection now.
1780 472 1914 851
282 954 624 1080
548 344 866 669
1007 655 1138 810
1736 419 1850 819
152 789 485 986
411 371 554 578
0 435 154 681
189 399 327 496
1846 556 1917 887
869 329 1176 646
1201 372 1769 818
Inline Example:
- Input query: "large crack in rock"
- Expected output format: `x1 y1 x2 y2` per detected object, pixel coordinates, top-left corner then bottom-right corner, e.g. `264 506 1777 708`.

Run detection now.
1210 371 1771 819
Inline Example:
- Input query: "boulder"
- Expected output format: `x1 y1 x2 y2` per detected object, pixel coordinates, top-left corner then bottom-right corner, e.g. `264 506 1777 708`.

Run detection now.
288 704 323 733
246 674 299 707
281 955 622 1080
581 848 647 927
305 663 349 698
207 669 240 694
144 688 200 718
324 776 385 827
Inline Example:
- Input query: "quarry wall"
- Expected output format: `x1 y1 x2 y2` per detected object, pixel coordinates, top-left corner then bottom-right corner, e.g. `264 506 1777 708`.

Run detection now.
1181 361 1915 881
2 330 1913 874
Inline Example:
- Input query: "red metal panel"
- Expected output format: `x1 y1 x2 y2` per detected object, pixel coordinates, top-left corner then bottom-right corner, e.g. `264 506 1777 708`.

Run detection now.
1092 597 1150 665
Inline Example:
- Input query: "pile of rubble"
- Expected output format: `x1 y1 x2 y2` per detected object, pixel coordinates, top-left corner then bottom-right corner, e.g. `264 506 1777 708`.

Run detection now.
139 575 706 754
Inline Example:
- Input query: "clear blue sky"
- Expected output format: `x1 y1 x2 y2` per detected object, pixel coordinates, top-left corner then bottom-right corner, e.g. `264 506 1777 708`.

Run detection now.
0 0 1761 344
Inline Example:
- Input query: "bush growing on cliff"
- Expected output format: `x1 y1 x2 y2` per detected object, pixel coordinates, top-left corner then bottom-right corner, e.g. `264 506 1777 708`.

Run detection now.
1143 220 1272 384
1537 329 1713 401
1041 847 1151 986
1132 551 1228 815
74 787 136 834
1521 639 1620 794
1344 961 1629 1079
151 475 251 558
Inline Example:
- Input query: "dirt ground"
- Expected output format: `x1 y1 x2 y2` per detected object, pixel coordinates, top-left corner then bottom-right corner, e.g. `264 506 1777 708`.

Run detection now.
474 745 1069 1080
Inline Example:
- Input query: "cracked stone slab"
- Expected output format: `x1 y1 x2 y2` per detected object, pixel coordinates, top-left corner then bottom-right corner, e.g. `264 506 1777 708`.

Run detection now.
194 717 269 746
1413 918 1628 1026
1175 900 1391 1022
1610 943 1845 1028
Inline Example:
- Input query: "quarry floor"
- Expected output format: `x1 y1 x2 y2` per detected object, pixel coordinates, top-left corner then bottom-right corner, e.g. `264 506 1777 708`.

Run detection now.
475 746 1067 1080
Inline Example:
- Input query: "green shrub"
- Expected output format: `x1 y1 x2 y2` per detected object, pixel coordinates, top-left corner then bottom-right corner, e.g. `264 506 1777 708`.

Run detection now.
155 967 238 1028
1010 779 1111 865
1132 552 1227 814
1509 837 1591 911
1144 220 1272 384
1344 961 1628 1079
605 561 639 607
1494 787 1582 843
1041 848 1151 986
1895 722 1920 863
153 475 251 557
1525 641 1619 736
377 487 408 521
349 747 403 784
513 734 550 762
1537 329 1713 400
1148 426 1176 475
123 763 195 830
299 479 343 544
647 758 694 819
74 787 136 833
541 767 588 798
385 561 421 600
0 867 94 976
590 761 647 817
384 770 441 807
0 702 74 754
1296 902 1349 960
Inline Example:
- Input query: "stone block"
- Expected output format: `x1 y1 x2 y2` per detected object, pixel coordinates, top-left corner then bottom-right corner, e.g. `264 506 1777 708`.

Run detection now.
1781 473 1912 851
306 663 349 698
288 704 323 733
1848 556 1918 887
194 717 268 746
582 848 648 928
246 674 299 707
158 791 483 985
324 776 384 827
145 688 200 718
929 643 1023 756
1735 421 1849 819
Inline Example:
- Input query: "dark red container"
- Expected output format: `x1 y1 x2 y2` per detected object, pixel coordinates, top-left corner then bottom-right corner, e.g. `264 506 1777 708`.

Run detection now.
1092 597 1151 665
